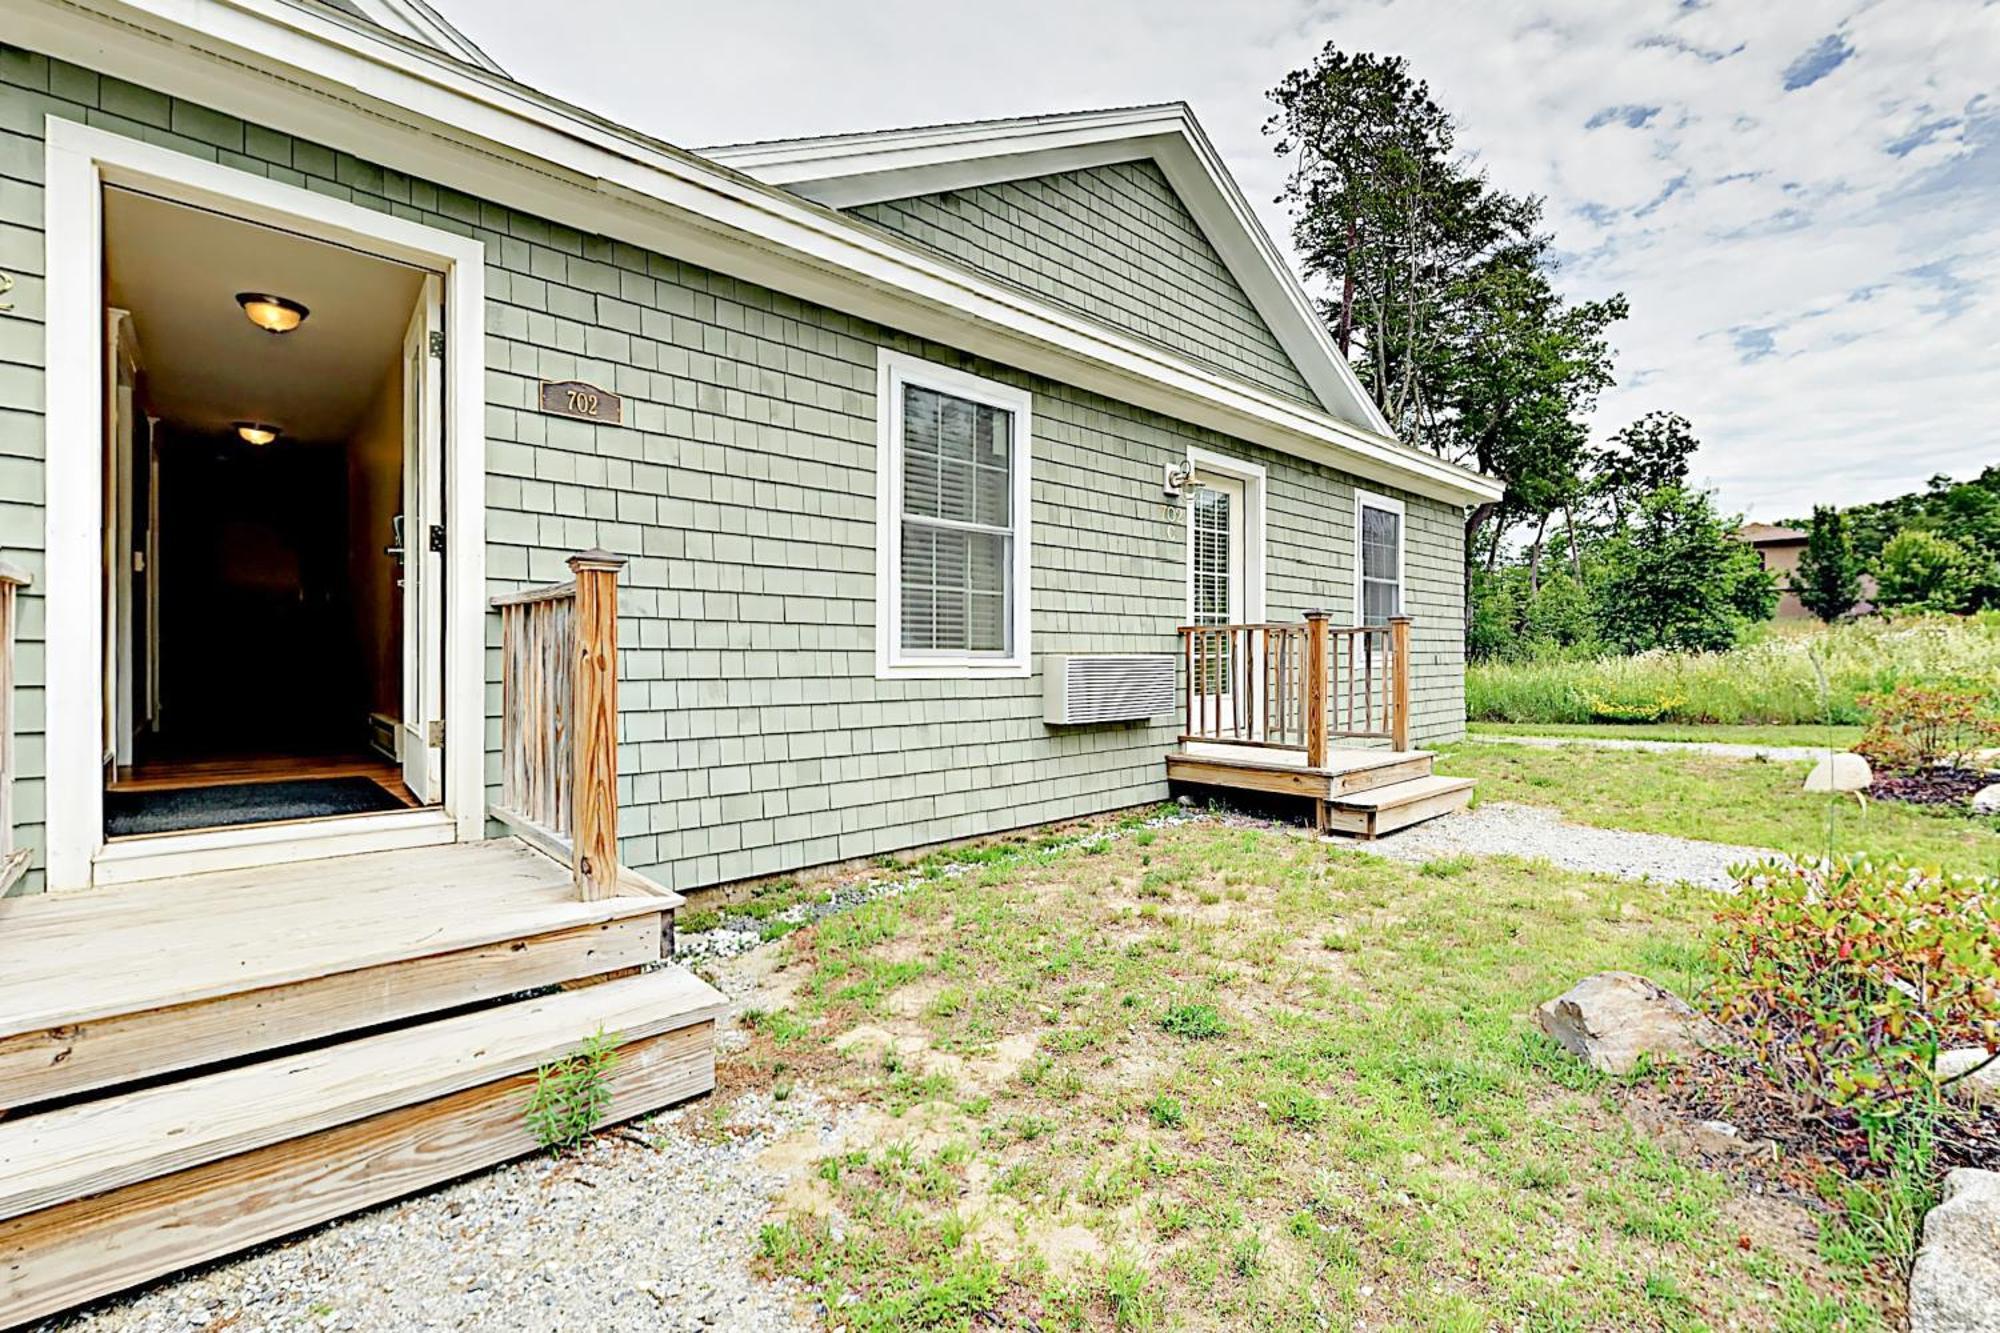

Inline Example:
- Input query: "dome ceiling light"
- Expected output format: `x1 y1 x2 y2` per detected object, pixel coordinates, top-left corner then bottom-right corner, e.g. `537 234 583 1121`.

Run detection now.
235 292 308 333
234 422 282 446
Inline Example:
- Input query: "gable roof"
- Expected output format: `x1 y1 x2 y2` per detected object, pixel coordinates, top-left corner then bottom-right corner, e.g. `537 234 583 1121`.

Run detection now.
312 0 503 75
702 105 1394 438
19 0 1500 506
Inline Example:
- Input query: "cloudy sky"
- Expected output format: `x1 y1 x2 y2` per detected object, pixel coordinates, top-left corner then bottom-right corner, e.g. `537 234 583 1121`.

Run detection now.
445 0 1998 520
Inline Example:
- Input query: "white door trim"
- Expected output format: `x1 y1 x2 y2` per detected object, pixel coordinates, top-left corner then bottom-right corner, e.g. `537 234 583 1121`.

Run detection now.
42 117 488 889
1182 446 1266 624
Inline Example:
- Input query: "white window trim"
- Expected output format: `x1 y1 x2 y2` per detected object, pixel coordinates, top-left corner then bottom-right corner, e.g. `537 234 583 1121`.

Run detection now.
1353 488 1408 625
875 350 1034 679
41 118 488 889
1183 447 1267 625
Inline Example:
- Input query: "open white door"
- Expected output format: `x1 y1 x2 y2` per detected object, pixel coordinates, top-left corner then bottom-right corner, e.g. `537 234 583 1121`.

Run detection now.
104 310 141 770
399 275 445 804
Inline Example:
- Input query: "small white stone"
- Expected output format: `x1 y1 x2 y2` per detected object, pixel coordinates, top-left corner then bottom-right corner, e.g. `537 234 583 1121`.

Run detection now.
1938 1048 2000 1108
1972 783 2000 816
1803 752 1872 793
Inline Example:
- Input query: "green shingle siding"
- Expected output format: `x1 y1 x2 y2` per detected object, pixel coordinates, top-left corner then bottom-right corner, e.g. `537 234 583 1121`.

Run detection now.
851 160 1320 408
0 47 1465 896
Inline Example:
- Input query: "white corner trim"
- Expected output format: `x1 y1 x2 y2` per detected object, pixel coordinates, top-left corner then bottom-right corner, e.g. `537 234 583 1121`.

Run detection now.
875 350 1034 680
1184 446 1267 625
704 104 1396 440
1353 488 1408 624
14 0 1502 509
40 118 488 888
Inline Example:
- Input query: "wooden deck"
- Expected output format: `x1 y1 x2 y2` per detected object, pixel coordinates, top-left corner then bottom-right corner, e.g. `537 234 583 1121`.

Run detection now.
0 836 724 1326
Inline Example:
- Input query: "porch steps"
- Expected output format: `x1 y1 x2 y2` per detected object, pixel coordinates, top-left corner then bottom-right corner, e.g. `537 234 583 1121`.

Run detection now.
0 836 725 1327
1323 774 1476 839
0 968 726 1328
1166 745 1474 839
0 838 680 1110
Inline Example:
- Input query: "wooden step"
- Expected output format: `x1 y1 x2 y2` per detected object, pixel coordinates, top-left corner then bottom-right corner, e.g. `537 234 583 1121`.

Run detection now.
1167 747 1434 799
1324 775 1475 839
0 968 725 1328
0 839 678 1110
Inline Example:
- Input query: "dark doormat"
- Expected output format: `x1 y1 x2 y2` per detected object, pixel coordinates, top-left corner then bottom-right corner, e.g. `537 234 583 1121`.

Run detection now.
105 776 408 838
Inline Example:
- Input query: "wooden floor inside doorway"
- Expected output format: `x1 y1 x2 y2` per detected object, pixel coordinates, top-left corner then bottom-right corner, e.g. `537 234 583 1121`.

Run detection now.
109 751 420 807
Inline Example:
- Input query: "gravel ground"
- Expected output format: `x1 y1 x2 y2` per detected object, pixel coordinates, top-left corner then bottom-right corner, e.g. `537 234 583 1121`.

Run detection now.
51 1089 836 1333
1467 733 1839 763
1334 799 1769 890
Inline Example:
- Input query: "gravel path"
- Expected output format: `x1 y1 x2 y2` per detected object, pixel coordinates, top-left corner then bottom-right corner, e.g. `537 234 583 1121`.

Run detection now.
1468 733 1840 763
1337 799 1769 890
53 1084 834 1333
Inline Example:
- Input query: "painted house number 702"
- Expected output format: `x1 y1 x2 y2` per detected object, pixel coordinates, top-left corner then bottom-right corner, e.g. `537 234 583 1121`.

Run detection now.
566 387 599 415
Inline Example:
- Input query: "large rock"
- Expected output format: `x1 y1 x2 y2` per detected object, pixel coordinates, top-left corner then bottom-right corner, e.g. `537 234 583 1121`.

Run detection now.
1939 1048 2000 1109
1803 752 1873 793
1910 1168 2000 1333
1535 972 1727 1074
1972 783 2000 816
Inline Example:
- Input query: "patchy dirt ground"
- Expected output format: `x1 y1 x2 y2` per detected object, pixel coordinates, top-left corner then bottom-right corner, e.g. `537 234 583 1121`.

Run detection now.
705 818 1899 1330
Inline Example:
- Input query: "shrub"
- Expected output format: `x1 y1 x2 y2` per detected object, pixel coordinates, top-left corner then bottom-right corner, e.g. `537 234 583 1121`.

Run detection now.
1710 856 2000 1134
1853 683 2000 774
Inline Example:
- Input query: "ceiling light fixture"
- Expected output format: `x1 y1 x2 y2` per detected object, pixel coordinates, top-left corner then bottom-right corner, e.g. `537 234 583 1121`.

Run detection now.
234 422 282 446
235 292 308 333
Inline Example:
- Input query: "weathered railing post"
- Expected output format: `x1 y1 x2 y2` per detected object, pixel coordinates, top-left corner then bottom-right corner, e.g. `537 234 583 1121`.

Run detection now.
1389 615 1413 753
1303 610 1330 771
568 550 625 901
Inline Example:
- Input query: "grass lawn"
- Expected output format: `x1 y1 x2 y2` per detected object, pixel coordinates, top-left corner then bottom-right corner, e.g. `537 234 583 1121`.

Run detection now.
1436 743 2000 881
724 819 1894 1330
1466 721 1867 749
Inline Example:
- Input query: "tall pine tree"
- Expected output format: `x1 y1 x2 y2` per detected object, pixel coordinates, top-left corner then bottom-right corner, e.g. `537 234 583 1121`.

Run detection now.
1791 505 1860 622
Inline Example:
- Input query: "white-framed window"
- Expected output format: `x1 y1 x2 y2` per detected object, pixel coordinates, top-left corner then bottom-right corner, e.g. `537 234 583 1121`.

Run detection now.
875 350 1034 679
1353 489 1406 626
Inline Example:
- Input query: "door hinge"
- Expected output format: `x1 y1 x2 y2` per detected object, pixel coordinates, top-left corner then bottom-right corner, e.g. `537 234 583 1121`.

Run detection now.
428 330 445 359
428 523 446 554
427 719 445 748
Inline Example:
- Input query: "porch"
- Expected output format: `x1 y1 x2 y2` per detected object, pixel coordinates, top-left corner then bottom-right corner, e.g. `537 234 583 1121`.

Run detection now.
1167 612 1474 837
0 554 726 1327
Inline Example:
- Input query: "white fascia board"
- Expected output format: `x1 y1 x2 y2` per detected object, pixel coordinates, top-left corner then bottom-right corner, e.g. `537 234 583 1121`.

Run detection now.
18 0 1501 507
704 105 1400 442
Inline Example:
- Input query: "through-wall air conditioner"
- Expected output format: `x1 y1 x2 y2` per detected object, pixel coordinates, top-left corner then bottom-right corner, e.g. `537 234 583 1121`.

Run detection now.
1044 655 1176 726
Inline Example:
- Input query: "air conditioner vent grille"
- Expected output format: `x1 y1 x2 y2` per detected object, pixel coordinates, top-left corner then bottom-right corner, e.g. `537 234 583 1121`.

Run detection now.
1044 655 1175 725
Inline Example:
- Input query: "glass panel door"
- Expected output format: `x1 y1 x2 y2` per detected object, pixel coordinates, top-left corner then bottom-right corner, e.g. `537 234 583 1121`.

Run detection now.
1189 472 1246 730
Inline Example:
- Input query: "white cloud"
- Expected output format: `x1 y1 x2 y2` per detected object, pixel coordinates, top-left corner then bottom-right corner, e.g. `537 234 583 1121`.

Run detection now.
442 0 1999 518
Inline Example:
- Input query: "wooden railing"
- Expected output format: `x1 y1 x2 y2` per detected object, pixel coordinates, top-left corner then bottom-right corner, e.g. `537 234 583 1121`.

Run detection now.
1178 611 1412 762
491 551 625 901
0 562 25 893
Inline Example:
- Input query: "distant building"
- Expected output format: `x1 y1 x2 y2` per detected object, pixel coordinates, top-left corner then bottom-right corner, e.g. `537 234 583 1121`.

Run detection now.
1736 523 1876 620
1737 524 1811 619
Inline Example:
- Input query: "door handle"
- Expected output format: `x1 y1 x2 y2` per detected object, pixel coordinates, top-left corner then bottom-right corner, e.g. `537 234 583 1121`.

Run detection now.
386 514 406 560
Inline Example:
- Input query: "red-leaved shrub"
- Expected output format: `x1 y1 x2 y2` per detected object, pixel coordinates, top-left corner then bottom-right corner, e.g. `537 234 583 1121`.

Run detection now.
1852 684 2000 775
1712 855 2000 1129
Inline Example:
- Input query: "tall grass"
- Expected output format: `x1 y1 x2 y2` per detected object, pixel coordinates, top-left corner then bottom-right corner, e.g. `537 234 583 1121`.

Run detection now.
1468 615 2000 725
